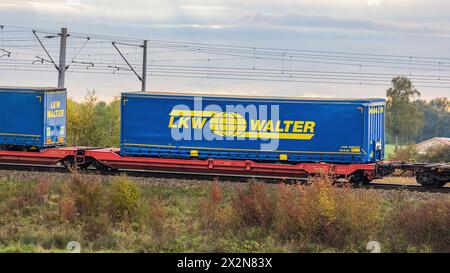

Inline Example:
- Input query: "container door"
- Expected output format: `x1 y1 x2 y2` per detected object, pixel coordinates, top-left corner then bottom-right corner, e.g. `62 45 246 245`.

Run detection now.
368 105 385 161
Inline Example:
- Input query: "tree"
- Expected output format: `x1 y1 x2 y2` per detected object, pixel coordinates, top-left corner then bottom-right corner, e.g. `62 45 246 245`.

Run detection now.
386 76 424 150
66 90 121 147
413 100 450 143
430 97 449 113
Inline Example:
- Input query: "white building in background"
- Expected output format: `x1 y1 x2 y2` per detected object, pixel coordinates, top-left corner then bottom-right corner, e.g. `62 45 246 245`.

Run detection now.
415 137 450 154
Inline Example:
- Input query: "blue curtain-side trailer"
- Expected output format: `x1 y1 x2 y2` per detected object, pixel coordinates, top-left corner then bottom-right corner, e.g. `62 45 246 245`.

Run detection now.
120 92 385 164
0 87 67 150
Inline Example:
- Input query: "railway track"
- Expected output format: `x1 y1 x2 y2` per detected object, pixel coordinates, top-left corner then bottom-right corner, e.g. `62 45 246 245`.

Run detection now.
357 182 450 193
0 163 449 193
0 163 273 182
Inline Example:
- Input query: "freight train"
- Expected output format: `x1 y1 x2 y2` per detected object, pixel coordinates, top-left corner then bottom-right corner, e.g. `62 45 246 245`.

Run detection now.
0 87 448 187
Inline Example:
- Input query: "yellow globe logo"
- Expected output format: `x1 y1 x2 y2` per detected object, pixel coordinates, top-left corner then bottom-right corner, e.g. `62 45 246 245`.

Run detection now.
209 112 247 137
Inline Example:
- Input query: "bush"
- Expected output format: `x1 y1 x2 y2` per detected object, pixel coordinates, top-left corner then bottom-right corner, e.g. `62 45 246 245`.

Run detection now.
0 180 47 215
274 175 381 250
62 172 105 219
109 176 142 222
1 171 448 252
59 196 77 223
198 181 236 234
274 175 337 241
199 181 223 228
385 200 450 252
197 176 382 251
332 189 381 249
232 181 275 229
390 143 450 163
82 214 111 241
389 144 419 161
35 178 51 202
148 198 166 236
417 144 450 163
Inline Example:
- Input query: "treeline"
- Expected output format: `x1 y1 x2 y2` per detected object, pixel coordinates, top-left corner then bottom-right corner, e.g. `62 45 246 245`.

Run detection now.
414 98 449 142
386 77 449 144
66 91 120 147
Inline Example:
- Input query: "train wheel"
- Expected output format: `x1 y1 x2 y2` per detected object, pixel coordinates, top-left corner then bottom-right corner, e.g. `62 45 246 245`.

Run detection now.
416 172 446 187
349 171 372 185
61 159 91 170
61 159 75 169
91 160 112 172
77 163 92 170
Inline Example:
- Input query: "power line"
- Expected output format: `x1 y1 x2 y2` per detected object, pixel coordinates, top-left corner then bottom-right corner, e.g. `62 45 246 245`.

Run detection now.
1 24 450 90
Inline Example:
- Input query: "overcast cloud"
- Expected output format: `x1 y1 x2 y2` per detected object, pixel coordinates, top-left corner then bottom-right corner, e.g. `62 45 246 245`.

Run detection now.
1 0 449 100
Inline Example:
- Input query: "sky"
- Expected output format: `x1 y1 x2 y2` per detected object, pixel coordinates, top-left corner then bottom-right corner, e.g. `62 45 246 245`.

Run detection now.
1 0 450 101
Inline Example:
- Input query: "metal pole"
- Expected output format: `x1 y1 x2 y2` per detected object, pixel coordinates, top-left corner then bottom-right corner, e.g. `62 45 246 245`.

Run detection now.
58 27 68 88
142 40 148 92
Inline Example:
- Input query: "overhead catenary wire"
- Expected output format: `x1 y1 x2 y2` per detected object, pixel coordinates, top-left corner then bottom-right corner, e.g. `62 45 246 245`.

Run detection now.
3 27 450 69
3 57 450 79
1 25 450 90
3 24 449 61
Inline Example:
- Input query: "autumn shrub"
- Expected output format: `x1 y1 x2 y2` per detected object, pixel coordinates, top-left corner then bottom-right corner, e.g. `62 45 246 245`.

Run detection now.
109 176 142 222
82 213 111 241
62 171 105 219
198 181 236 234
274 175 336 241
385 200 450 252
274 175 381 249
34 178 51 202
59 196 77 223
232 180 275 229
199 181 223 228
274 183 308 239
1 181 45 215
332 189 381 249
417 144 450 163
389 144 419 161
148 198 166 236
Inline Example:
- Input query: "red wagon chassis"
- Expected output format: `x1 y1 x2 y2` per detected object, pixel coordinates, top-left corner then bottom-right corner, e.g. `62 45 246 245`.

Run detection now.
0 147 80 166
1 147 449 186
0 147 377 179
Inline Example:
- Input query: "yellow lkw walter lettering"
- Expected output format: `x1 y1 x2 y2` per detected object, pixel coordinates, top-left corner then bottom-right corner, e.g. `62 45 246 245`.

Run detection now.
168 110 316 140
51 101 61 109
47 110 65 118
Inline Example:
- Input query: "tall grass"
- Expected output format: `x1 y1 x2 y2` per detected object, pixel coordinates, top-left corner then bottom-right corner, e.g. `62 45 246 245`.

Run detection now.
198 181 236 234
0 172 448 252
385 200 450 252
227 175 380 250
197 175 448 252
233 180 275 229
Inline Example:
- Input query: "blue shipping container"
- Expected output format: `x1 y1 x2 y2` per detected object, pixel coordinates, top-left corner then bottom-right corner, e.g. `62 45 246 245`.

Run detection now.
121 92 385 163
0 87 67 149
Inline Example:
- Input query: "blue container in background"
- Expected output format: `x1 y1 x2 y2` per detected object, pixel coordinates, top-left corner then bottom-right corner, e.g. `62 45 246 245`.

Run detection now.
0 87 67 149
121 92 385 163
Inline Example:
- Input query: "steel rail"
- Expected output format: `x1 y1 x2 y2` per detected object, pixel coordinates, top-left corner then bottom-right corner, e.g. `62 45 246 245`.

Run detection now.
0 163 448 193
